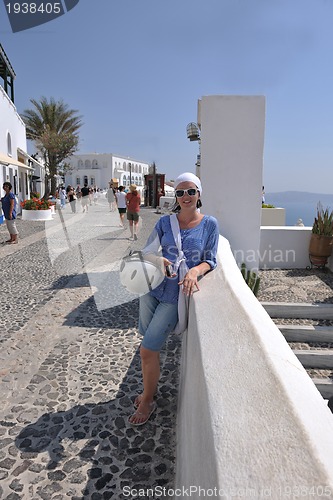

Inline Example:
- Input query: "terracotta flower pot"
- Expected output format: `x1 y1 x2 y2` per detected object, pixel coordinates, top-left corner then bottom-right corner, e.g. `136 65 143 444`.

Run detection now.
309 234 333 267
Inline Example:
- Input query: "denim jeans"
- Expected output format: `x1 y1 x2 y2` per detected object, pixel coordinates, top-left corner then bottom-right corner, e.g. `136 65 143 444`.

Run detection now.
139 293 178 351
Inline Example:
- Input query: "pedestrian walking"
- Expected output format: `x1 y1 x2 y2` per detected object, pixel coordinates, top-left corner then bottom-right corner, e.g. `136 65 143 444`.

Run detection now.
115 186 127 227
128 172 219 425
1 182 18 244
126 184 141 240
59 186 66 209
81 183 90 213
93 188 98 205
68 186 77 213
107 185 116 211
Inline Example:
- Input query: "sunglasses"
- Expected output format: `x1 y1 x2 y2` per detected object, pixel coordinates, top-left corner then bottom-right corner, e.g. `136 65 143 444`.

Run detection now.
175 188 198 197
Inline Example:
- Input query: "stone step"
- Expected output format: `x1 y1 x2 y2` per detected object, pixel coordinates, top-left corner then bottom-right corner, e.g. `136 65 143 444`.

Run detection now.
261 302 333 319
277 324 333 343
312 378 333 399
293 350 333 369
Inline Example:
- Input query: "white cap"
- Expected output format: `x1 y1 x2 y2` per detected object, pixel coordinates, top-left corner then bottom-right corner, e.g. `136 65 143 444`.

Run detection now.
174 172 202 194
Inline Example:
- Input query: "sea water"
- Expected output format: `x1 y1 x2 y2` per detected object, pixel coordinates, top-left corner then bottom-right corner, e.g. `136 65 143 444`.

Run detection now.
266 201 333 226
273 201 318 227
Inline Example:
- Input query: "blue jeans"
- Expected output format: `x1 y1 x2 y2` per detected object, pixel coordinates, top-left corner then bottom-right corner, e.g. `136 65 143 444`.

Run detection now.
139 293 178 351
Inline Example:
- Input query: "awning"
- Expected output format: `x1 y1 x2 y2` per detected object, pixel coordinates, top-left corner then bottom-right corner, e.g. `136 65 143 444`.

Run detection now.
0 152 33 170
17 148 44 168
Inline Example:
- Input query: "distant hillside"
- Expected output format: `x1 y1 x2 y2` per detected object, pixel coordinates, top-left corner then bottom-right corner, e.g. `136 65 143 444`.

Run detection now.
266 191 333 204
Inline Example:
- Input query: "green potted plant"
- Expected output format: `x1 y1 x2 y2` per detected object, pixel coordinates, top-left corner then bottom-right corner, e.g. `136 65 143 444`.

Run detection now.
309 202 333 268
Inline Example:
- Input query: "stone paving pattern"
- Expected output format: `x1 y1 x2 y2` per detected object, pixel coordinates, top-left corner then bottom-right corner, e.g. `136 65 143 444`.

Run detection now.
0 200 181 499
257 268 333 306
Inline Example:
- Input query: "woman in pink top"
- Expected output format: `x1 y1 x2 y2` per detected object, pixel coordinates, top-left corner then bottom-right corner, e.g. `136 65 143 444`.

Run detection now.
126 184 141 240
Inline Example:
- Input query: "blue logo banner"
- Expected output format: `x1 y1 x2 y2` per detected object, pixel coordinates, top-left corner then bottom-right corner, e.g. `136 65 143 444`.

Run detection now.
3 0 80 33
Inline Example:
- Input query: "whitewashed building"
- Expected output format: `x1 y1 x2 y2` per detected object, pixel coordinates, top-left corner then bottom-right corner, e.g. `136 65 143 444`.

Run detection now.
0 44 46 212
64 153 150 196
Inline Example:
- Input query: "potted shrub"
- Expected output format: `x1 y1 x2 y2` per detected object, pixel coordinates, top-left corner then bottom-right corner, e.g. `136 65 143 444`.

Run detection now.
309 202 333 268
20 196 54 221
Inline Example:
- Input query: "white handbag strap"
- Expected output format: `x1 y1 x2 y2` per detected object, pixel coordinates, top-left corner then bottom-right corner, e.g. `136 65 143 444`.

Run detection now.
170 214 186 273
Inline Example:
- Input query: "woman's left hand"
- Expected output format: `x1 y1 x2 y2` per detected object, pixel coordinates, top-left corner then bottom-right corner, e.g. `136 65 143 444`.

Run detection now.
179 268 200 296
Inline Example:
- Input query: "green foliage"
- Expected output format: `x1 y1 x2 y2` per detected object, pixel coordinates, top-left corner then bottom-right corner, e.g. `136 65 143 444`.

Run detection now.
312 202 333 236
21 97 82 194
262 203 275 208
240 263 260 297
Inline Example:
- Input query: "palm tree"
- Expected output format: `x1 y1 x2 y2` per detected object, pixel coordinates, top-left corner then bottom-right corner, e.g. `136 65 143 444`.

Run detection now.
22 97 82 194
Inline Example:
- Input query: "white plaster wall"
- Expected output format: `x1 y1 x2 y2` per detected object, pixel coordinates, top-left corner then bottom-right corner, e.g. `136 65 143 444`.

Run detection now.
0 87 28 202
175 235 333 497
261 207 286 226
259 226 312 269
0 86 27 155
65 153 111 189
199 95 265 272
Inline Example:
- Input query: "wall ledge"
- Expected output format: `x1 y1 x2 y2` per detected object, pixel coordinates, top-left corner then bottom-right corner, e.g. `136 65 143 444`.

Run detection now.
175 235 333 497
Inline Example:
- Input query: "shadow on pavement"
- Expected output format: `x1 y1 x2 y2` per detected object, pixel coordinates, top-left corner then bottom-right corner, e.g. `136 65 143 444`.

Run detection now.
14 334 181 498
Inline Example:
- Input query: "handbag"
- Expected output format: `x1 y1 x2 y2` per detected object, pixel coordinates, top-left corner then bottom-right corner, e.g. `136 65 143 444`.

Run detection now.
170 213 189 334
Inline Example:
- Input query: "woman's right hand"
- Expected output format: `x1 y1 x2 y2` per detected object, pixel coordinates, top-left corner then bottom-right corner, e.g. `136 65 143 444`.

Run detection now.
162 258 176 277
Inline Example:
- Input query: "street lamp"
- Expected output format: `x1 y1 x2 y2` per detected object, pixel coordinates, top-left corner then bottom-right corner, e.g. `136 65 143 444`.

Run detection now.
186 122 201 177
186 122 200 141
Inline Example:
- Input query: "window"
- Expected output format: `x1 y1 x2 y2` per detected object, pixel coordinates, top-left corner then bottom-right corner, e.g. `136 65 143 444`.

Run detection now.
78 160 83 168
76 177 80 186
90 177 95 186
85 160 91 168
7 133 12 156
9 168 13 186
84 175 88 185
123 161 126 170
92 160 98 169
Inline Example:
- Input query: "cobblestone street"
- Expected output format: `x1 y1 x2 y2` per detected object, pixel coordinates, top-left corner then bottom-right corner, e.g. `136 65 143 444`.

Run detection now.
0 200 181 499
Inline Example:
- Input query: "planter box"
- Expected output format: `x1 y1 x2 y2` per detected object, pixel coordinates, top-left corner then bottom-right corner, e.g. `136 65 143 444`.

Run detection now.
22 209 53 221
261 207 286 226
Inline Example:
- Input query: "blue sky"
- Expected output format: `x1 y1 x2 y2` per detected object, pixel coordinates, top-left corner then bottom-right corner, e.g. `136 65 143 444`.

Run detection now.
1 0 333 192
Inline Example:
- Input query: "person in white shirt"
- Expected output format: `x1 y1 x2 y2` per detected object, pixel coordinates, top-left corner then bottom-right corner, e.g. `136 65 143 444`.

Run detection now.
59 186 66 209
115 186 127 227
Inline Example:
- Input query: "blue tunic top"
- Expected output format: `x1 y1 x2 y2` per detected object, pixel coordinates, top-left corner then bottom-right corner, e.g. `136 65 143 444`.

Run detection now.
1 193 16 220
145 214 219 304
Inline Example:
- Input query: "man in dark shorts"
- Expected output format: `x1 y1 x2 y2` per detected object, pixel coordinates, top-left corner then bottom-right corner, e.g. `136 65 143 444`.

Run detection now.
81 183 90 213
